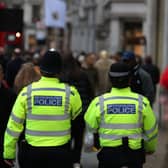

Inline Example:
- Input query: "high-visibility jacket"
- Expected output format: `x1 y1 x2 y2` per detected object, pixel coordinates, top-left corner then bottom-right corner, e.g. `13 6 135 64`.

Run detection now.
4 77 82 159
84 87 158 152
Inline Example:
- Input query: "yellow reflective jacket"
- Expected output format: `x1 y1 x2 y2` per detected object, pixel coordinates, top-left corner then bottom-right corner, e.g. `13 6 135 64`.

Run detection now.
84 87 157 152
4 77 82 159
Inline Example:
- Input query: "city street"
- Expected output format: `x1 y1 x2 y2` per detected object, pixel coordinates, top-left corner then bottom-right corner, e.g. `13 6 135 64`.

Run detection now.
0 1 168 168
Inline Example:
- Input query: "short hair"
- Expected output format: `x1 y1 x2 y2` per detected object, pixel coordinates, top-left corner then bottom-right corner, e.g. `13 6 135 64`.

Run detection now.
109 76 130 88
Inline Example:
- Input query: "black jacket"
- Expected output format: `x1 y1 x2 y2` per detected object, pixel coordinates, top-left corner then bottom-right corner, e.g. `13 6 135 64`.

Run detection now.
130 65 155 105
61 69 94 114
5 57 24 88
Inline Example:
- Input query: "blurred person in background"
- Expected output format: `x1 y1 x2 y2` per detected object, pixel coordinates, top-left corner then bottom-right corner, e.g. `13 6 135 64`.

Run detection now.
0 64 16 168
110 51 122 63
91 50 114 151
5 48 25 88
121 51 155 106
0 47 8 73
14 62 41 94
94 50 113 96
61 52 94 168
76 51 86 67
81 52 98 96
32 52 41 76
142 56 160 102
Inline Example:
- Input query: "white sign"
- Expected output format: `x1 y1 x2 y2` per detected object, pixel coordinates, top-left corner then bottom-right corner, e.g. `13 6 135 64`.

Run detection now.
44 0 66 28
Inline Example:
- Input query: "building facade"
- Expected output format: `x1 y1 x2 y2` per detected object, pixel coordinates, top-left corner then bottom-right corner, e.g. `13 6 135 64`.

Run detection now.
67 0 158 57
3 0 45 50
1 0 168 68
67 0 168 70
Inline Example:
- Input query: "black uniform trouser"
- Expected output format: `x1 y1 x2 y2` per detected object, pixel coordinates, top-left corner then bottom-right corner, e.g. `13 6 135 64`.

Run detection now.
18 141 72 168
97 146 145 168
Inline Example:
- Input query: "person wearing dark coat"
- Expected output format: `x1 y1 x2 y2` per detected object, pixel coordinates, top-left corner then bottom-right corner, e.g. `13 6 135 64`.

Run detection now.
121 51 155 106
0 47 8 73
142 56 160 101
5 48 24 88
0 64 16 168
61 53 94 168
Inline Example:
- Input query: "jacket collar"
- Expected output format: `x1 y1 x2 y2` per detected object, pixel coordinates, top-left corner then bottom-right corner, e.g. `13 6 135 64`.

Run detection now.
110 87 131 93
40 76 60 83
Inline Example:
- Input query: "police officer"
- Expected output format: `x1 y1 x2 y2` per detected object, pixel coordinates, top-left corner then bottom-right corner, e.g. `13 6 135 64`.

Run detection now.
3 49 82 168
84 62 158 168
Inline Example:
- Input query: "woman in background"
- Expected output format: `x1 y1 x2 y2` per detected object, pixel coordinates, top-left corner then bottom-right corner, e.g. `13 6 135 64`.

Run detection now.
14 62 41 94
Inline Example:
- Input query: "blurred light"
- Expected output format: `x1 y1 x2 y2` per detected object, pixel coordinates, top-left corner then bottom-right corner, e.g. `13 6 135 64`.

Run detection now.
0 2 6 9
16 32 21 38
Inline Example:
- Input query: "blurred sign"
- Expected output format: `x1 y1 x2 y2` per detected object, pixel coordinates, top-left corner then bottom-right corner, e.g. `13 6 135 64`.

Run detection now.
7 34 15 41
35 20 46 45
6 32 22 46
36 31 46 40
44 0 66 28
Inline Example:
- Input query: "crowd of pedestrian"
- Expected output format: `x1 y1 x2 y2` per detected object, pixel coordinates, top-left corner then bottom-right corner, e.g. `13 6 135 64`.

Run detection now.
0 45 166 168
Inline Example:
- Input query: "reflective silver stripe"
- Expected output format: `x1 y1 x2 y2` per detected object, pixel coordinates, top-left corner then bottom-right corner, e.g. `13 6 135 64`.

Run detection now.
6 128 20 137
100 133 142 140
109 71 129 77
31 88 66 92
22 88 74 96
105 96 138 101
138 95 143 124
144 121 158 136
27 113 69 120
27 84 32 113
99 96 104 116
25 129 70 136
11 112 24 124
65 85 70 115
102 123 142 129
96 97 139 106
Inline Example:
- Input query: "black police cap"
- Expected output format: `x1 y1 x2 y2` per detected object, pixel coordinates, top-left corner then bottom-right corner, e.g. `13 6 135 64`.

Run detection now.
40 48 62 74
109 62 130 78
